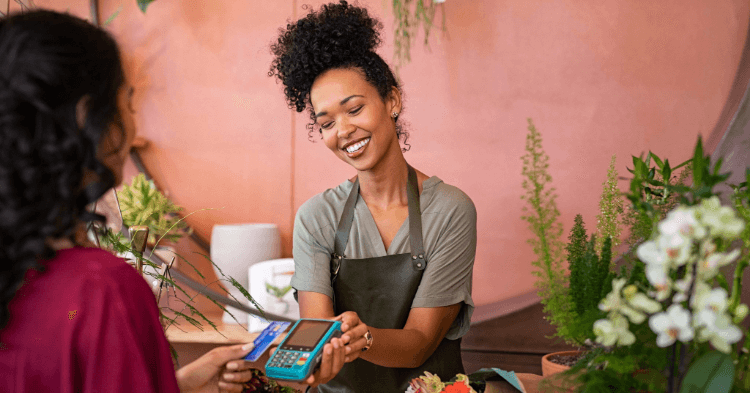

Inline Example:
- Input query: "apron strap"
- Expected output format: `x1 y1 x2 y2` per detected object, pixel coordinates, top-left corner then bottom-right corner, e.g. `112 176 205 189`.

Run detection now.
406 165 426 271
332 177 359 279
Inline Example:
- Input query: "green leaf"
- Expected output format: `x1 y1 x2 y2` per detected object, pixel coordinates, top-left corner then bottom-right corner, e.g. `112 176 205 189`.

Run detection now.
679 351 734 393
650 153 663 168
663 159 672 182
137 0 155 13
103 6 122 26
692 137 705 186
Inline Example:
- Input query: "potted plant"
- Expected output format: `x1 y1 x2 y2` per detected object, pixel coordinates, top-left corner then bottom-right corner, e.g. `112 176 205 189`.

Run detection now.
521 119 623 377
116 173 191 249
567 139 750 393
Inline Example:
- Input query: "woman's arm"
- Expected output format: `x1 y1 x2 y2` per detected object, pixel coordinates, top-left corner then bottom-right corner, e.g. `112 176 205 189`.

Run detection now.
337 304 461 368
298 291 462 369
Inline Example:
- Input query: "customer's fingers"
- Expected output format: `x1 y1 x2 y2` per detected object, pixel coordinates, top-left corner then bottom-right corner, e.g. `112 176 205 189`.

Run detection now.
222 369 255 384
225 359 255 371
217 380 247 393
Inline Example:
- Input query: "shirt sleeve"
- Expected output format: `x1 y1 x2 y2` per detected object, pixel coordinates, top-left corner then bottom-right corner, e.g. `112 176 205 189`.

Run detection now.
411 189 477 339
291 200 336 300
73 263 180 393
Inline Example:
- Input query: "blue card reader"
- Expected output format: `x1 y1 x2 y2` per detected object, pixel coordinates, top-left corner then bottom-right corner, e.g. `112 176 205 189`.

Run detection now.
264 318 343 382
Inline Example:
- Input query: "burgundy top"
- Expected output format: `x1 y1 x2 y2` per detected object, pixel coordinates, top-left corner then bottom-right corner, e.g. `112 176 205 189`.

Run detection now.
0 247 180 393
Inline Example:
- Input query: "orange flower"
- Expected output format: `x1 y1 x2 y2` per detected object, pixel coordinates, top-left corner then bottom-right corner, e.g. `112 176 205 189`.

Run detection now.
442 381 471 393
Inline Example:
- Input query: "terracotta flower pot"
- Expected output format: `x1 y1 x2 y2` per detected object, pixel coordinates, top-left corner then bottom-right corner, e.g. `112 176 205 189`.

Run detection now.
541 351 585 377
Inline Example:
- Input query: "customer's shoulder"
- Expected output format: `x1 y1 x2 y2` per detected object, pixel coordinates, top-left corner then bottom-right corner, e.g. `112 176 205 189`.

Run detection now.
53 247 146 288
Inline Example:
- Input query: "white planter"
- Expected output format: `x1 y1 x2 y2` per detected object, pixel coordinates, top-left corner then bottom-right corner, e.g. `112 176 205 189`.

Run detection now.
248 258 299 332
210 223 281 324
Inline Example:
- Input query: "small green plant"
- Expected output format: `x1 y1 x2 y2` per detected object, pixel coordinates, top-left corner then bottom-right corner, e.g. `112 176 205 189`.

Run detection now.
520 118 571 340
116 173 191 247
266 283 293 300
561 215 615 346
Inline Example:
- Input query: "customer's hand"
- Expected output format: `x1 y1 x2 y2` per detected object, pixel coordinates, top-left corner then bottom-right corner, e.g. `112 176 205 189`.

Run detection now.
335 311 370 363
176 343 256 393
304 336 347 387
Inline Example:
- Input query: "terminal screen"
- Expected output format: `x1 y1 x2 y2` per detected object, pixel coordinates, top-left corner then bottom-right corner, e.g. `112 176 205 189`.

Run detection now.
281 320 333 351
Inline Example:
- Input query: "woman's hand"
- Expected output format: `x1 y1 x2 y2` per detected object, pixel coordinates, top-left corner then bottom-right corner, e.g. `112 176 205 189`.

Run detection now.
176 343 256 393
304 336 347 387
335 311 370 363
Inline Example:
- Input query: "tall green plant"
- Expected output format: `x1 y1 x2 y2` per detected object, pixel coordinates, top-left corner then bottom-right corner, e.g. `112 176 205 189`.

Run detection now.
520 118 570 337
596 155 624 254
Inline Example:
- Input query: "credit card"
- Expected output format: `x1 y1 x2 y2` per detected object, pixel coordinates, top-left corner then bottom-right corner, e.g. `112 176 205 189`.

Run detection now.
244 321 291 362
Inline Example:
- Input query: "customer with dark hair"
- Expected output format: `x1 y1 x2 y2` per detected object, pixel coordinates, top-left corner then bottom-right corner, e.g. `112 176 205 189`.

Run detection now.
0 10 256 392
270 2 477 392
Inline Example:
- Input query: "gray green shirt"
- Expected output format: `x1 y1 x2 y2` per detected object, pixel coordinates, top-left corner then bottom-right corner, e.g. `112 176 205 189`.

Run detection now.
291 176 476 339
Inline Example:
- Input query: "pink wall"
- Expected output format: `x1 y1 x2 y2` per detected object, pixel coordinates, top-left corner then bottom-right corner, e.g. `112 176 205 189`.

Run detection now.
28 0 749 309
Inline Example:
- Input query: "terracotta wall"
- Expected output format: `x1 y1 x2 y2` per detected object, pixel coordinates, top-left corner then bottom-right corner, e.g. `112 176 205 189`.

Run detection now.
24 0 750 309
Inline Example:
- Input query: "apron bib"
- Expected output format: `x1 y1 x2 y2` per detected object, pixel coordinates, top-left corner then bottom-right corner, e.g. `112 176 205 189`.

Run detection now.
319 166 464 393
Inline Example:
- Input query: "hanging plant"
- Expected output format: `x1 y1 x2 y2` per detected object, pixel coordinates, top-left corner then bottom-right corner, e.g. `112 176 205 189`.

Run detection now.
392 0 447 71
136 0 155 13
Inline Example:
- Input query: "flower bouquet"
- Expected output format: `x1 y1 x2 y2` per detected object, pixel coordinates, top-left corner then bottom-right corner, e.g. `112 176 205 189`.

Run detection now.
240 369 299 393
569 139 750 393
406 372 478 393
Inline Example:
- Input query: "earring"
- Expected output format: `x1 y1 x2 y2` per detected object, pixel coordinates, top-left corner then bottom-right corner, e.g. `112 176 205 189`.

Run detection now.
392 112 399 120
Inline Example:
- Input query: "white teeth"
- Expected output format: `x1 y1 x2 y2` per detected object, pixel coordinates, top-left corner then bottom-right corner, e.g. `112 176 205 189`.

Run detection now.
346 138 370 153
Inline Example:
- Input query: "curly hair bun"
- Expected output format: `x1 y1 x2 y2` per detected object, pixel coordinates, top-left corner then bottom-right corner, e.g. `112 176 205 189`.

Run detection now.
270 1 385 113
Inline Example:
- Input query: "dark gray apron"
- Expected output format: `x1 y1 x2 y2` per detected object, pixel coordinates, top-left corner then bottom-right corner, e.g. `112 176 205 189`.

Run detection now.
319 166 464 393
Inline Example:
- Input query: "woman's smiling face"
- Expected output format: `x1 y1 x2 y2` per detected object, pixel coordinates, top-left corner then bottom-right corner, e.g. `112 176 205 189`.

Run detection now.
310 67 401 172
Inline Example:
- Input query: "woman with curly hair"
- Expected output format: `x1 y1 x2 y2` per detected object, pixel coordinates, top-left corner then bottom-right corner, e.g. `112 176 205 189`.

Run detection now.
270 2 477 391
0 10 257 392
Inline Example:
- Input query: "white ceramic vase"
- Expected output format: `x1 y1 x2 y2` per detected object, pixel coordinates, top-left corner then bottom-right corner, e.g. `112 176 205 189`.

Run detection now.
210 223 281 324
248 258 299 333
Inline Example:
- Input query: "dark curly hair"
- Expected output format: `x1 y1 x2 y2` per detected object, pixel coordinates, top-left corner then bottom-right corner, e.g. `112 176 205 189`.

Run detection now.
269 0 409 150
0 10 125 330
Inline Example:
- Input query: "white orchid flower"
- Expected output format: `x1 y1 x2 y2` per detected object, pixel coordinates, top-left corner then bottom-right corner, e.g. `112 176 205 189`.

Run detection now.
593 319 617 346
620 305 647 324
645 265 672 301
696 313 742 353
628 292 661 314
637 240 668 267
600 280 658 325
658 233 692 266
700 239 717 258
694 287 730 327
699 249 741 279
594 315 635 347
599 278 627 312
672 277 692 303
698 196 745 239
659 207 706 240
649 304 694 347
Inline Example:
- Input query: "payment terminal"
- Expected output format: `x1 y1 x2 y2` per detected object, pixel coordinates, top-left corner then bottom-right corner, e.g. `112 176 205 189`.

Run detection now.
264 318 343 382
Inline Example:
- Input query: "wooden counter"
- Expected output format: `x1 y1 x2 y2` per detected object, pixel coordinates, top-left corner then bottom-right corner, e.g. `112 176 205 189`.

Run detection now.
165 314 262 344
